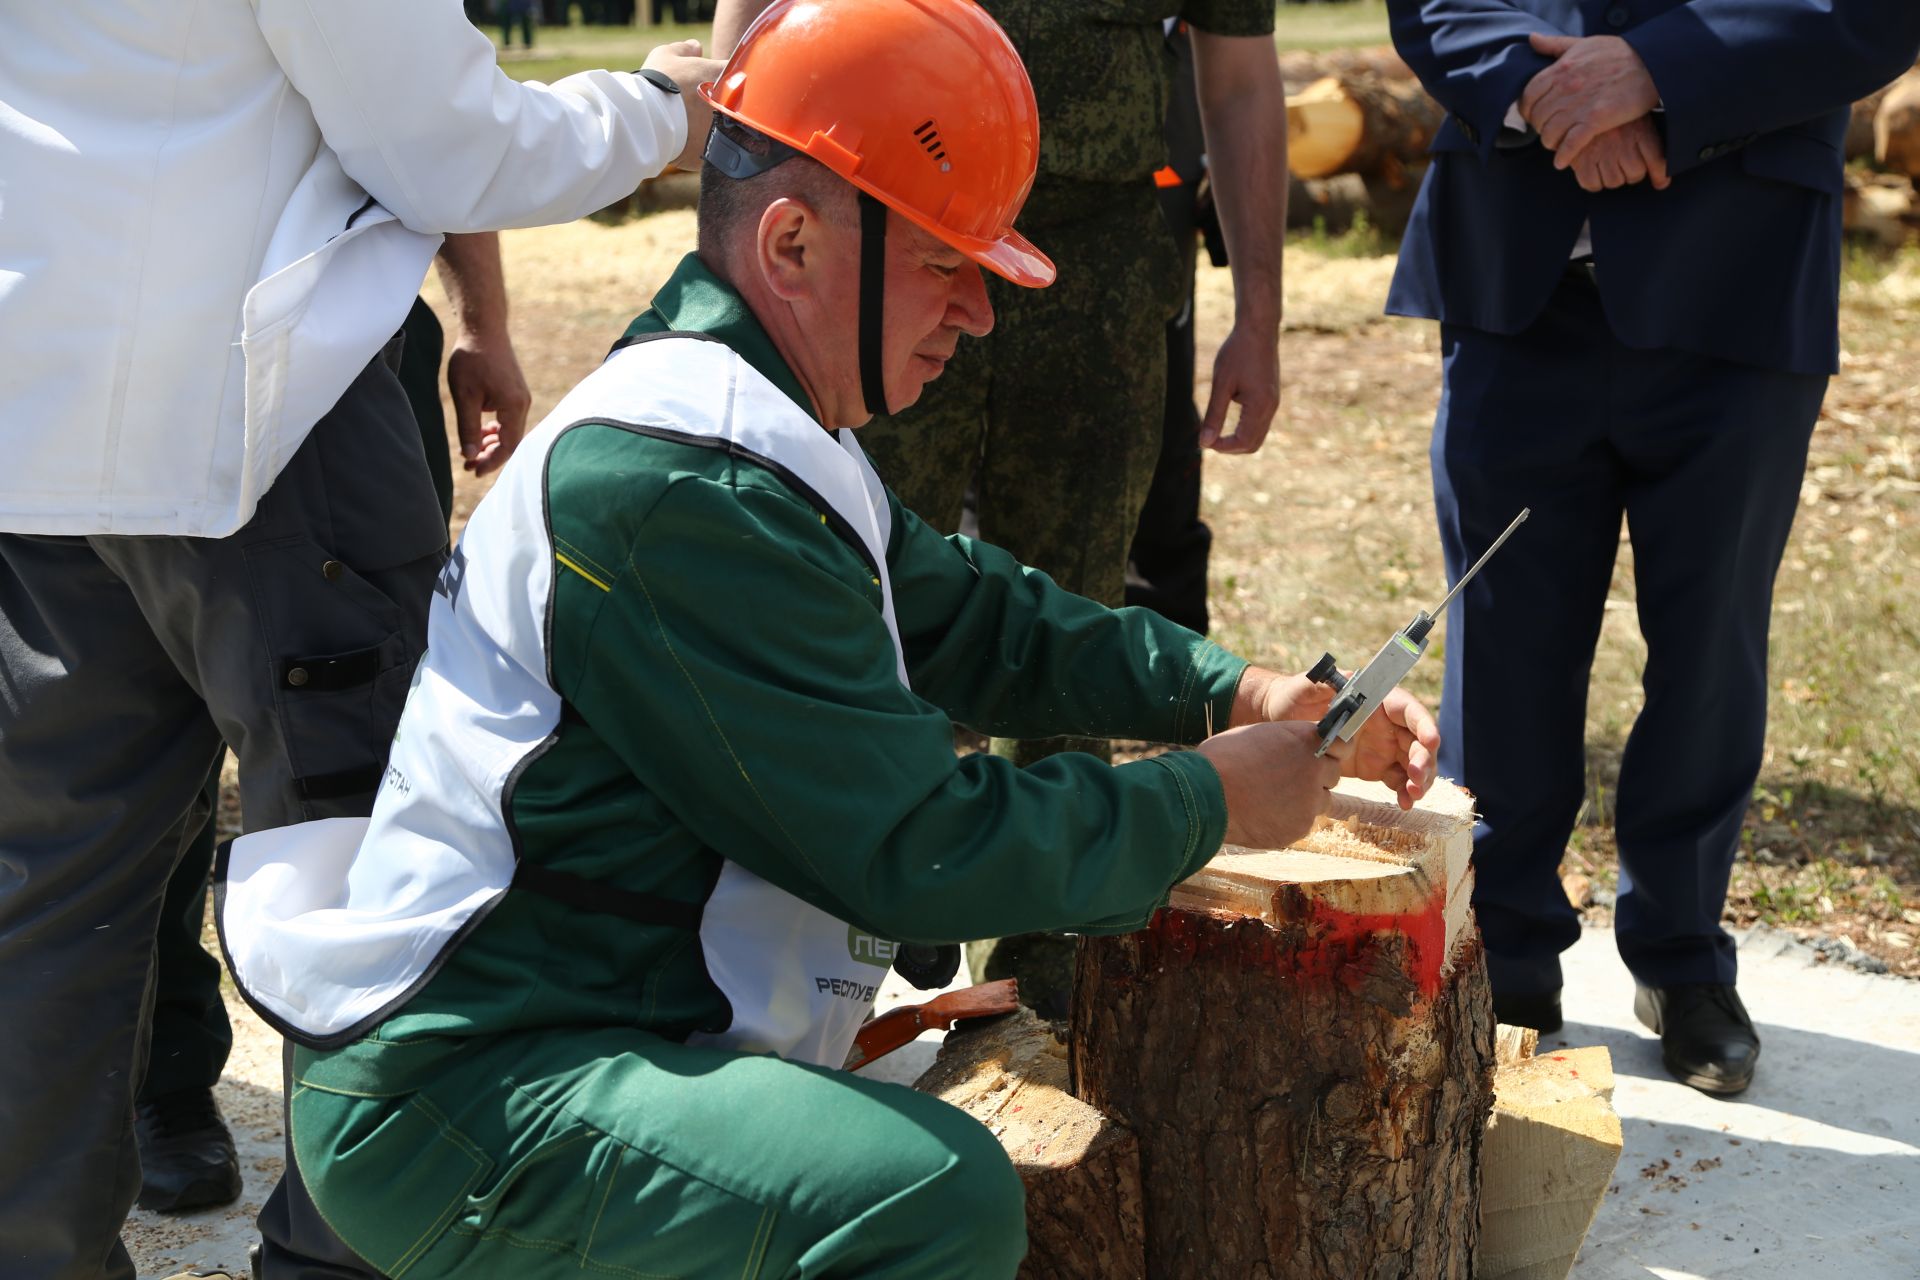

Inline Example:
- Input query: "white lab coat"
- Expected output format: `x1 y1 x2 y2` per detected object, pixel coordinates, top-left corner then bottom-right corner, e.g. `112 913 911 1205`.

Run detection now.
0 0 687 537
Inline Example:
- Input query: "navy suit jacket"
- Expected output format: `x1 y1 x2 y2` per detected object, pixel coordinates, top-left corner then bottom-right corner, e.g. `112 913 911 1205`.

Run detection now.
1386 0 1920 375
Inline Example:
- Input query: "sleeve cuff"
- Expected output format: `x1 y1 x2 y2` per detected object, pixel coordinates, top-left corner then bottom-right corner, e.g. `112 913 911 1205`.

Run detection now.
1176 640 1249 745
1144 748 1230 883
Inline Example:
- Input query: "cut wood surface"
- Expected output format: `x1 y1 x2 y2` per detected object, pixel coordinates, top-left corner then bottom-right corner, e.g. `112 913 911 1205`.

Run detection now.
1173 776 1477 985
1875 70 1920 177
913 1009 1144 1280
1494 1021 1541 1068
1479 1047 1624 1280
1074 777 1494 1278
1287 72 1447 181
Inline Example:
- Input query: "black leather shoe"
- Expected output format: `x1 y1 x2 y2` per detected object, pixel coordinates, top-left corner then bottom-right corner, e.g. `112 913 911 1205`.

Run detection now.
1491 987 1563 1033
135 1087 242 1213
1634 983 1760 1096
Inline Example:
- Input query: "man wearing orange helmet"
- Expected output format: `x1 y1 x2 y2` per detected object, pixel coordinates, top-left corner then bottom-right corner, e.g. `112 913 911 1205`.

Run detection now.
218 3 1435 1275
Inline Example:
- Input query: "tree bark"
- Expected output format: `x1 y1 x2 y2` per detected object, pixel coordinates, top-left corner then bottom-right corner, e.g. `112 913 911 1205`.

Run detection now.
914 1009 1146 1280
1071 780 1495 1279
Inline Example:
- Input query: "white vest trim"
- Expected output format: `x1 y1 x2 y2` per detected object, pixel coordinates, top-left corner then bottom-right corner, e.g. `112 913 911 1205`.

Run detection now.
220 336 905 1068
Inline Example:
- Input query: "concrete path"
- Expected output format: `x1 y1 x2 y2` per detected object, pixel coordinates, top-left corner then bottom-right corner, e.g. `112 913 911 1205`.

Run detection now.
132 926 1919 1278
1559 925 1920 1278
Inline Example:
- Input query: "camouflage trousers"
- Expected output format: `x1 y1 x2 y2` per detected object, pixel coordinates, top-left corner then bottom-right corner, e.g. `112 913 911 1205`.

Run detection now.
862 182 1185 1015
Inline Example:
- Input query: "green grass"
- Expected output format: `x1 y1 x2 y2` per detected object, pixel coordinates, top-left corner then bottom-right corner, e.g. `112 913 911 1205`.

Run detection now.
1271 0 1391 52
491 19 713 84
486 2 1393 83
1289 211 1397 259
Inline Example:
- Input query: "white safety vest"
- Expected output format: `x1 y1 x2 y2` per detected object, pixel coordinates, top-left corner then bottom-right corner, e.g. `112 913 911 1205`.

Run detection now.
220 336 906 1069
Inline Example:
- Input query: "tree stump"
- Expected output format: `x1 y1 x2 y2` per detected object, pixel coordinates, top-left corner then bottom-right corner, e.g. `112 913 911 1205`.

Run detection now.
1072 778 1495 1279
914 1008 1145 1279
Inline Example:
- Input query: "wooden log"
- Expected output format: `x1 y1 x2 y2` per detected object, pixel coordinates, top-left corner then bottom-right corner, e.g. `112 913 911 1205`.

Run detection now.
1279 45 1415 95
1874 71 1920 177
1288 73 1447 182
1843 170 1920 247
1848 80 1898 161
913 1008 1145 1280
1287 77 1368 182
1478 1047 1624 1280
1072 779 1495 1279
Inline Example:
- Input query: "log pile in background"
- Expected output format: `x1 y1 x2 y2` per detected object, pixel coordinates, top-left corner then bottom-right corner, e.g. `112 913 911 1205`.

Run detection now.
1278 46 1920 244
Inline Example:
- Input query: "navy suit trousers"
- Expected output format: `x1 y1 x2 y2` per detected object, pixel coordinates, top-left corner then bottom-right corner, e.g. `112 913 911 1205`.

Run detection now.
1431 268 1826 996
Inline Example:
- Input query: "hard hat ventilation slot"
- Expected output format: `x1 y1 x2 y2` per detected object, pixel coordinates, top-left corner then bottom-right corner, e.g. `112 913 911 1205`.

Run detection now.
913 119 951 171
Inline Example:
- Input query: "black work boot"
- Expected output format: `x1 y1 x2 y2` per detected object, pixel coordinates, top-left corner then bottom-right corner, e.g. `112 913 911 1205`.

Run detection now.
1634 983 1761 1096
1491 987 1564 1033
135 1086 243 1212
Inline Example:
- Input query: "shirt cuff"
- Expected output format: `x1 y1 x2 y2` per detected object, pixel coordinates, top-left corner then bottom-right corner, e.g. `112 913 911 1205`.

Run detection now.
1143 748 1230 884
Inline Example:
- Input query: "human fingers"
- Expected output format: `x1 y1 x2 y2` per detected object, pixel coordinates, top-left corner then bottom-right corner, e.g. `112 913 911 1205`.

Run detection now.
447 364 484 469
1553 119 1604 171
1600 150 1628 189
1198 375 1231 450
1533 95 1575 152
1384 689 1440 754
1319 732 1356 769
1519 68 1553 126
1637 124 1671 189
1529 32 1579 58
1573 152 1604 193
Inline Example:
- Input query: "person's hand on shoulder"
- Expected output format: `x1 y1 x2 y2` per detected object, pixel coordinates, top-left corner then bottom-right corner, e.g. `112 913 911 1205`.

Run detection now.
642 40 725 171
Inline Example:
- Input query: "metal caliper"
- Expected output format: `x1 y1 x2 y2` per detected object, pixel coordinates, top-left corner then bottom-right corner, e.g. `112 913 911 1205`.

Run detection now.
1307 508 1530 757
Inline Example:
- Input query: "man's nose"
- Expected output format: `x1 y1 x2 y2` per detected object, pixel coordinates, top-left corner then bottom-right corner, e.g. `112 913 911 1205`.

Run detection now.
949 262 994 338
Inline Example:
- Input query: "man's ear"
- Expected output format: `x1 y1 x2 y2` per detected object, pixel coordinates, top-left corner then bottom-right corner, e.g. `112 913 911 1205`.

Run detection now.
756 197 818 303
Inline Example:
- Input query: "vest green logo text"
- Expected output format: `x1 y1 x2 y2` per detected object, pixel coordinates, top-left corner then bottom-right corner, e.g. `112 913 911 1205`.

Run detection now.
848 928 899 968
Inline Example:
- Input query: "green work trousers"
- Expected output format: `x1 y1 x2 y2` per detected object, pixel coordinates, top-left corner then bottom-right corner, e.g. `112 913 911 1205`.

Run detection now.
291 1027 1026 1279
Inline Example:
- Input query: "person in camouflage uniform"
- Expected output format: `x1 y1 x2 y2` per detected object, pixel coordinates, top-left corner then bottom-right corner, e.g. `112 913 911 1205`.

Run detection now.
713 0 1287 1015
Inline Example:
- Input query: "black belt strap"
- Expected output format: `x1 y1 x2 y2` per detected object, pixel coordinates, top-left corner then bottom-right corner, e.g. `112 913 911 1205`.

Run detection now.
858 192 889 417
512 860 702 930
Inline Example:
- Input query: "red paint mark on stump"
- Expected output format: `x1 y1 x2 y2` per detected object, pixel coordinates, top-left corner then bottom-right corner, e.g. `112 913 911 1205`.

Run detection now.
1301 891 1447 999
1146 884 1449 1000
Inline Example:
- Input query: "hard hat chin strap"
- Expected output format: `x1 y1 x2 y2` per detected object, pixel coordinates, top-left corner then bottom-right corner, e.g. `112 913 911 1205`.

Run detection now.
705 120 889 418
857 192 889 418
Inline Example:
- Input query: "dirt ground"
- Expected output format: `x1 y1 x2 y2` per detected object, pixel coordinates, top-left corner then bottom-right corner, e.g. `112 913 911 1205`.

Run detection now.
129 207 1918 1275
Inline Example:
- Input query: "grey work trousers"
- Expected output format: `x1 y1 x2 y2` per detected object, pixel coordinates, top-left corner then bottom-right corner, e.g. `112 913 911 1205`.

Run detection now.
0 346 446 1280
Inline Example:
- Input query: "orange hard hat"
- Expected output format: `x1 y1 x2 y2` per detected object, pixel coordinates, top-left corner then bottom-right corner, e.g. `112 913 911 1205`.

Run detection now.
701 0 1055 289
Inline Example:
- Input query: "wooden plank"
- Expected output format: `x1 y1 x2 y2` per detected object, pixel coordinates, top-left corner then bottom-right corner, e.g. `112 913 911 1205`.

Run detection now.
1479 1047 1624 1280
